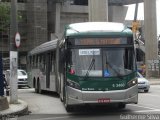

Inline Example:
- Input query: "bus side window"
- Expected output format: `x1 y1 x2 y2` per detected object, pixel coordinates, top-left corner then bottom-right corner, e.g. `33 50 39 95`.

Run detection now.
39 54 42 70
36 55 38 67
29 56 32 68
40 54 46 72
51 51 56 73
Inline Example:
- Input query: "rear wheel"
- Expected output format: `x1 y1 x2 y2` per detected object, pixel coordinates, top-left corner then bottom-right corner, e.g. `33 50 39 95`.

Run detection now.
35 88 38 93
33 78 38 93
37 79 42 94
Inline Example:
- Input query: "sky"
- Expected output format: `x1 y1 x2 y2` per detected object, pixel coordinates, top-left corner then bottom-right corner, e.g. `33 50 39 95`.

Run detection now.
125 0 160 35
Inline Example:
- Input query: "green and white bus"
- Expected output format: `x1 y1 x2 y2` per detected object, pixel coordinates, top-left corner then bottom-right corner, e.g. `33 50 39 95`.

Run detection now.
28 22 138 111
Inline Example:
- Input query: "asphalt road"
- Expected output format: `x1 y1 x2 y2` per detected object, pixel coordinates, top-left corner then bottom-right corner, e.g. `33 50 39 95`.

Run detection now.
17 85 160 120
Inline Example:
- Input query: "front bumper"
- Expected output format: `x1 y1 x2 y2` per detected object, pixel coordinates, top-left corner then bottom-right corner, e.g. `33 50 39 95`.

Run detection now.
138 84 150 90
18 80 28 87
66 85 138 105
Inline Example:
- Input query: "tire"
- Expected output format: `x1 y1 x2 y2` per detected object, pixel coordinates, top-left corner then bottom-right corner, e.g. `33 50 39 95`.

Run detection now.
33 78 38 93
38 80 42 94
118 103 126 109
35 88 38 93
35 81 38 93
60 88 64 102
144 89 149 93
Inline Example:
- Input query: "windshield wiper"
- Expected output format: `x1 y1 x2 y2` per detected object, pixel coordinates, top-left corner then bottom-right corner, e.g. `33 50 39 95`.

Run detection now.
86 58 95 77
83 58 95 80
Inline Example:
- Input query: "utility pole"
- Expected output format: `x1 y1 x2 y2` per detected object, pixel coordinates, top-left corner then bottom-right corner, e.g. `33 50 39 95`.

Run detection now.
144 0 158 78
10 0 18 104
132 1 139 34
88 0 108 22
0 54 4 97
0 0 4 97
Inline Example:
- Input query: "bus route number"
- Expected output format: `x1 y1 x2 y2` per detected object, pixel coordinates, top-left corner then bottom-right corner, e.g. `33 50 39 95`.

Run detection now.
112 83 125 88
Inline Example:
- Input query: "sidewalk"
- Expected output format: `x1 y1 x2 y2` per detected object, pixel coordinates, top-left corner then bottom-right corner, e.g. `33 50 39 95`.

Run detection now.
0 97 28 117
148 78 160 85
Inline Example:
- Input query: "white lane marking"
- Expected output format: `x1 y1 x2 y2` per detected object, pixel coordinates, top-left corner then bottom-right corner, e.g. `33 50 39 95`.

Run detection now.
129 104 157 110
128 104 160 113
134 109 160 113
31 116 70 120
141 94 160 98
139 103 160 110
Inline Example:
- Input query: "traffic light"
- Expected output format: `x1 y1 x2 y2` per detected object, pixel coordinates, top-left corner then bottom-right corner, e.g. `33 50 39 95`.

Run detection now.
132 21 140 33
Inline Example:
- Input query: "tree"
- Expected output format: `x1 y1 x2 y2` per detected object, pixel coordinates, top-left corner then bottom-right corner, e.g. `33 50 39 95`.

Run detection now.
0 3 10 39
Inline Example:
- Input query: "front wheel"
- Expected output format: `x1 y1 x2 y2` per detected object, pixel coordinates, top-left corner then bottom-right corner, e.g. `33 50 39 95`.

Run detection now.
118 103 126 109
144 89 149 93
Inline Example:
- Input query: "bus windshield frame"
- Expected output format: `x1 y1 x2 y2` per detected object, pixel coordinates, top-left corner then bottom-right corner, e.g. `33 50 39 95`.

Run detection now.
67 37 136 78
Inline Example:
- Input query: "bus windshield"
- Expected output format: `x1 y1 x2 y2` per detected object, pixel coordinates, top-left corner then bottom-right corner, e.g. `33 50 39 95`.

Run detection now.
68 47 136 77
103 48 135 77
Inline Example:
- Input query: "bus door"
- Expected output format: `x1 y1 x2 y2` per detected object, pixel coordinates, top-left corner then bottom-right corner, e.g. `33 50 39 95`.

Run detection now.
46 53 51 88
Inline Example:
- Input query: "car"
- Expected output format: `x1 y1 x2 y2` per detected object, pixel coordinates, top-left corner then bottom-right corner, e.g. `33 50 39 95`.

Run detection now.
137 72 150 92
5 69 28 88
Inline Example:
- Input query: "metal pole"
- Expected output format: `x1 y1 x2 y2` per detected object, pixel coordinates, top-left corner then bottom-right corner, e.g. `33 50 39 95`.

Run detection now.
0 54 4 96
10 0 18 104
0 0 4 97
134 2 139 22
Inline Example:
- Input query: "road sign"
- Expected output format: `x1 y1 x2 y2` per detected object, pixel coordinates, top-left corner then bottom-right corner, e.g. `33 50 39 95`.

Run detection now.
15 32 21 48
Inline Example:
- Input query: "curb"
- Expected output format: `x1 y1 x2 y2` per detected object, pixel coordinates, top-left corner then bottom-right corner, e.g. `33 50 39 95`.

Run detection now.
150 82 160 85
0 99 28 117
148 79 160 85
0 97 9 111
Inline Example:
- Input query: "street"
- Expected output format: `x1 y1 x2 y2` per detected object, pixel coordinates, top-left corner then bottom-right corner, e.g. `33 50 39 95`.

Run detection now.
17 85 160 120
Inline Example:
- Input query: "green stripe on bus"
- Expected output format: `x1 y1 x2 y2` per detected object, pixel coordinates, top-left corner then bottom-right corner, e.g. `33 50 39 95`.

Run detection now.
66 72 136 91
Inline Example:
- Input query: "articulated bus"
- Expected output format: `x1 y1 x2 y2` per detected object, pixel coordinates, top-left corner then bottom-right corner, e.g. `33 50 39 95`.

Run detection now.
28 22 138 111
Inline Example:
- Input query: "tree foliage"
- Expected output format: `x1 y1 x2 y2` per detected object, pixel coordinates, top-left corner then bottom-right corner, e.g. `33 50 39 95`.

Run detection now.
0 3 10 33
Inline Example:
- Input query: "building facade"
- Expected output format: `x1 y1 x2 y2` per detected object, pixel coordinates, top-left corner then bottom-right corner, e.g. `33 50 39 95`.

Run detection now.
0 0 131 70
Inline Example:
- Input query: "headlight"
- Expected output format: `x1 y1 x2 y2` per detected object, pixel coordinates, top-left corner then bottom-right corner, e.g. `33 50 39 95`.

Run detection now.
67 80 80 90
127 79 137 88
145 81 150 85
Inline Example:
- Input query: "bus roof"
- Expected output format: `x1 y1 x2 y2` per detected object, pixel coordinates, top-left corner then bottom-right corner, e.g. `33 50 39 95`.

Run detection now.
29 39 58 55
65 22 132 37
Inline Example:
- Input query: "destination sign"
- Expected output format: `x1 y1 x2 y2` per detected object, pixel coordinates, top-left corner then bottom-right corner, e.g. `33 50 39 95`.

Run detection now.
73 37 131 46
67 37 133 46
80 38 121 45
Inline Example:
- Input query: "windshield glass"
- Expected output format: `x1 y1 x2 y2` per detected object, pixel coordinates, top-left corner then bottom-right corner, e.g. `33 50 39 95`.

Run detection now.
103 48 135 77
18 70 27 76
68 48 135 77
68 49 102 77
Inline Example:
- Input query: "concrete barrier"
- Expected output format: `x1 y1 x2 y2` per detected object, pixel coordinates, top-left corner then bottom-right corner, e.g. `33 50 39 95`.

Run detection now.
0 97 9 111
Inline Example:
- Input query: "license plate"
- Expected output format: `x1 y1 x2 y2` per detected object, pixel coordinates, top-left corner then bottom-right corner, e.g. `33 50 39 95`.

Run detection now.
98 98 110 103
